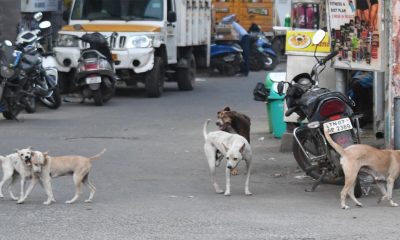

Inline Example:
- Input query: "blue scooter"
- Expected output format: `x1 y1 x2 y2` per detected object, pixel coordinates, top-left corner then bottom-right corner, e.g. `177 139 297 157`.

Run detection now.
249 31 278 71
210 42 243 76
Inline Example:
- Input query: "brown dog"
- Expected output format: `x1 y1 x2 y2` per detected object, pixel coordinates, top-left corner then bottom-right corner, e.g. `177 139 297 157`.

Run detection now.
216 107 251 175
216 107 251 143
324 127 400 209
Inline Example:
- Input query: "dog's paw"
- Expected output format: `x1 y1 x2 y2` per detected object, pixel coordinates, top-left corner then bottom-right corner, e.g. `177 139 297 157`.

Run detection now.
341 205 350 210
215 187 224 194
356 203 363 207
65 200 74 204
0 194 4 198
224 191 231 196
84 199 92 203
390 201 399 207
17 199 24 204
245 191 252 196
43 200 52 205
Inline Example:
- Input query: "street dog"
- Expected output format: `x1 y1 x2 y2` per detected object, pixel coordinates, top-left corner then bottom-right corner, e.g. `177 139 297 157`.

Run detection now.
18 149 106 204
216 107 251 143
0 147 36 201
324 127 400 209
216 107 251 175
203 119 252 196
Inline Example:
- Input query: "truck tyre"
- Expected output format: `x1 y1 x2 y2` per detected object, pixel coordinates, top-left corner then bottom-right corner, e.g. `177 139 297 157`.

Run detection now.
145 57 165 98
177 54 196 91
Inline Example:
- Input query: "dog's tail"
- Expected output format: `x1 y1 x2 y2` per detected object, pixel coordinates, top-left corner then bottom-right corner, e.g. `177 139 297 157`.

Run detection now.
203 119 211 141
323 127 345 156
89 149 107 161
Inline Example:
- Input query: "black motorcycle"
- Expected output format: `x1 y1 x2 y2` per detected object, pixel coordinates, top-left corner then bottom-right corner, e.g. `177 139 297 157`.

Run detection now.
72 30 117 106
278 30 362 196
0 40 35 120
16 18 61 111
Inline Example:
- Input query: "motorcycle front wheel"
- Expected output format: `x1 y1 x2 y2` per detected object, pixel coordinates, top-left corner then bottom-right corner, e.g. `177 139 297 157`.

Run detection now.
264 53 278 71
39 87 61 109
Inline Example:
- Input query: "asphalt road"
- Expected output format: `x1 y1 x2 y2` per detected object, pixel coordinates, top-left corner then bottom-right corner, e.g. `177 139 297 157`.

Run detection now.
0 65 399 240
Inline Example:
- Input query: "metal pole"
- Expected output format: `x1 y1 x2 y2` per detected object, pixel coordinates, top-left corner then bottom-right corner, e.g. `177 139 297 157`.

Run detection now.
395 97 400 149
374 72 385 138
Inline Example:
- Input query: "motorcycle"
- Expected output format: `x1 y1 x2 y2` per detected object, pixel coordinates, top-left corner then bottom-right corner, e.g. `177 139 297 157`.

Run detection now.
16 12 61 111
210 42 243 76
277 30 363 196
71 28 118 106
248 31 278 71
0 40 35 120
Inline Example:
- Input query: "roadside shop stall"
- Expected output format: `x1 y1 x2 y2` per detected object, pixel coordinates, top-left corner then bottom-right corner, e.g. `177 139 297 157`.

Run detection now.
326 0 386 135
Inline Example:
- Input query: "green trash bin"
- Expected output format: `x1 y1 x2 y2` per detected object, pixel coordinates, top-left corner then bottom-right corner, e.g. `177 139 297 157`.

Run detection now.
265 72 286 135
268 84 287 138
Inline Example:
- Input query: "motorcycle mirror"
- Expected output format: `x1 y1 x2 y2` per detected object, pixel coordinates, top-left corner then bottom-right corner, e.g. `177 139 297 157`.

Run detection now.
277 82 285 96
4 40 12 47
33 12 43 22
39 21 51 29
307 121 321 129
312 29 326 45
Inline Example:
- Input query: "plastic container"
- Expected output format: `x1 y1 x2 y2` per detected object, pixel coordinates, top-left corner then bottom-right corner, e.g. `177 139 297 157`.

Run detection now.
268 84 287 138
265 72 286 135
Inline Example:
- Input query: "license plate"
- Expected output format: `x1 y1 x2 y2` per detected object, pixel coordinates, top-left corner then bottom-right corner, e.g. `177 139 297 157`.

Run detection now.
86 76 101 84
323 118 353 134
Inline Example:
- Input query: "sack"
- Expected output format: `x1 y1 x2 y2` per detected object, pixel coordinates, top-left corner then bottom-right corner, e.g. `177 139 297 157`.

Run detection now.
253 82 270 101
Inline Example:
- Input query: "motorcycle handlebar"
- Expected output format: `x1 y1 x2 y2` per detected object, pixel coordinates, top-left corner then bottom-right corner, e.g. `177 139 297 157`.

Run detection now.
320 51 338 65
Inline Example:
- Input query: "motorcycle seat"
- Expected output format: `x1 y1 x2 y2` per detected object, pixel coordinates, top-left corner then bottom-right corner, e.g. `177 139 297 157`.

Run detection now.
298 88 352 117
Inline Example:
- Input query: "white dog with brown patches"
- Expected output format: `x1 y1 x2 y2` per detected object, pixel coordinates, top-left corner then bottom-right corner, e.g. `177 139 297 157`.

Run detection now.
324 127 400 209
17 149 106 204
203 119 252 196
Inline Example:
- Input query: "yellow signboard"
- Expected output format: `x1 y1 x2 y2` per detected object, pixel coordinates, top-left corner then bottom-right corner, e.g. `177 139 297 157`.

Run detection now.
285 30 331 53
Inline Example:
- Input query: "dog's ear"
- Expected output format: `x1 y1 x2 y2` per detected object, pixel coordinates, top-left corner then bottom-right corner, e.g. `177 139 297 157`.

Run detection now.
224 107 231 111
239 143 246 153
27 146 33 150
222 143 229 152
31 151 35 156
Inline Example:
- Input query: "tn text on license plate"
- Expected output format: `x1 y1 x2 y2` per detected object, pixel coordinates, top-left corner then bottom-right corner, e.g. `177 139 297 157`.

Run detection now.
323 118 353 134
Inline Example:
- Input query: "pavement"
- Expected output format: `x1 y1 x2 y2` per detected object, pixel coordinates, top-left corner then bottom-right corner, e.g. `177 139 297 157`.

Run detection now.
0 63 398 240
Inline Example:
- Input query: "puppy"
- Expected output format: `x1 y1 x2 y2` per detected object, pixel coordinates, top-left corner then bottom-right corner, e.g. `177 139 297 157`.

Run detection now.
18 149 106 204
203 119 252 196
0 147 35 200
216 107 251 175
324 127 400 209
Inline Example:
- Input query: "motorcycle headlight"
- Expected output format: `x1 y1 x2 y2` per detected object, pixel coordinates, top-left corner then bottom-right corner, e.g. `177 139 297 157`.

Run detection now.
0 66 14 78
126 36 152 48
56 34 79 47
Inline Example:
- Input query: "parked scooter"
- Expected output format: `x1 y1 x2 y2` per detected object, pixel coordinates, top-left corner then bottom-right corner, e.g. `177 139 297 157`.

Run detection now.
210 42 243 76
0 40 35 119
15 12 61 111
248 24 278 71
70 27 117 106
277 30 363 196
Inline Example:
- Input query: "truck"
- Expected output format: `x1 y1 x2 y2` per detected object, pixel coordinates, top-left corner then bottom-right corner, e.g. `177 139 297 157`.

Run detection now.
54 0 211 97
212 0 274 35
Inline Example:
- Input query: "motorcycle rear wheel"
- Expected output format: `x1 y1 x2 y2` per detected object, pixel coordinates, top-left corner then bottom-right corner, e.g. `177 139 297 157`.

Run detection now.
93 89 103 106
293 129 362 197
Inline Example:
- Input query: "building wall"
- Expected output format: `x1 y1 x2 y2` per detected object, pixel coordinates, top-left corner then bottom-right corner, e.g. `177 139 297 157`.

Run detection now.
0 0 21 41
